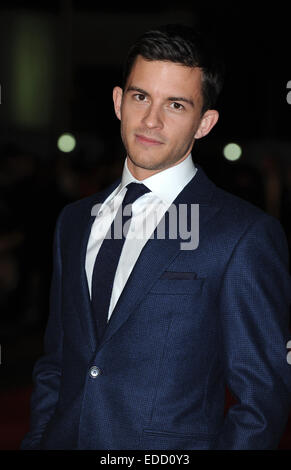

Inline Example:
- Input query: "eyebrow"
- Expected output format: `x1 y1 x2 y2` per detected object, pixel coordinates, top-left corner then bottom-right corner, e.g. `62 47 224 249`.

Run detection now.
126 86 195 108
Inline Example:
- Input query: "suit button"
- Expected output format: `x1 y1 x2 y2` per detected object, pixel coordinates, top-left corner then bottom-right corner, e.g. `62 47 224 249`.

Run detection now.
89 366 101 378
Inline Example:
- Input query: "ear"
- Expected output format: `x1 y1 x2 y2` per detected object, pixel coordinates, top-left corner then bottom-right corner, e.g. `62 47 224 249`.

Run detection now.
194 109 219 139
113 86 123 121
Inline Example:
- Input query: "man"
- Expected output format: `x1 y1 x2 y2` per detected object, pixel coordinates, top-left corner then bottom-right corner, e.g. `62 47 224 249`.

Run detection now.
21 24 291 450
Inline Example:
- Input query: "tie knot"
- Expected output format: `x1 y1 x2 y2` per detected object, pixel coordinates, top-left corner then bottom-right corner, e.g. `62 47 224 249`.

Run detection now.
123 182 151 206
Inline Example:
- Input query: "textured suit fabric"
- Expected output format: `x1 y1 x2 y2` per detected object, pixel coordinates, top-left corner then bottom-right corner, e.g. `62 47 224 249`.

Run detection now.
21 165 291 450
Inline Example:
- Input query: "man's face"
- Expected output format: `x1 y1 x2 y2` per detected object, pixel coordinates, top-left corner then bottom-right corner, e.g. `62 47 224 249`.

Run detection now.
113 55 218 180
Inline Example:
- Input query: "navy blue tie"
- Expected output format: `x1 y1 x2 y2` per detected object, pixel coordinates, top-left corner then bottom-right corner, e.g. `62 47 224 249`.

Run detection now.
91 182 151 341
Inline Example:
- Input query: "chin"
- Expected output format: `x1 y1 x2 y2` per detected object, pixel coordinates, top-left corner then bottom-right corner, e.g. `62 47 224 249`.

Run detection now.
129 155 166 172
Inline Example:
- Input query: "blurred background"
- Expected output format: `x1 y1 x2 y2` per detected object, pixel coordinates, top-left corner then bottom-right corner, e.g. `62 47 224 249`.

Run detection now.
0 1 291 450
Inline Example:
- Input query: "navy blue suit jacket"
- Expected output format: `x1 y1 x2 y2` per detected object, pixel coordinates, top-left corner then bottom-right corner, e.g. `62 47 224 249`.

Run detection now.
21 165 291 450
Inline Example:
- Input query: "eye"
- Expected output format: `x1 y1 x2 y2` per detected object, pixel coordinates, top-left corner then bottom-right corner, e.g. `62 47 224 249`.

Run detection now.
170 102 184 111
134 94 147 102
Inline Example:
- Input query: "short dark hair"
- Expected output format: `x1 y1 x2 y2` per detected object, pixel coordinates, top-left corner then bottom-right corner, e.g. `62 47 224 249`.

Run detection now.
122 24 225 114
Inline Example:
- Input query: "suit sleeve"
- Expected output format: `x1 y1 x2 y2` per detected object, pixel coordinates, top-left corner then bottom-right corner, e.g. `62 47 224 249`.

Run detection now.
20 207 66 449
214 214 291 449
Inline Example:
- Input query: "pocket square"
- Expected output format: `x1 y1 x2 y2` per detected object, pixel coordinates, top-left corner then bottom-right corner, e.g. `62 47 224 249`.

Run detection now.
159 271 197 280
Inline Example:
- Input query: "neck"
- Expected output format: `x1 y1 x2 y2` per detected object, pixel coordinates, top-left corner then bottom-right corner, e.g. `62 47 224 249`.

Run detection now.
126 153 191 181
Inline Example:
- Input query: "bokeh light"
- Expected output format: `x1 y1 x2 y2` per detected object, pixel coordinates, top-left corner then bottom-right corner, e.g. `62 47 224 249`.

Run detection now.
223 142 242 161
57 133 76 153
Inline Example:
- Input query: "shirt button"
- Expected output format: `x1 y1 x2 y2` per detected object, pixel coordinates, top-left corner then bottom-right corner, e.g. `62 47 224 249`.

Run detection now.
89 366 101 378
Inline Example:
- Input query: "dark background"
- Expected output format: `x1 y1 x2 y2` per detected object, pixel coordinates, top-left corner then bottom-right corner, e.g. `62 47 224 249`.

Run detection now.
0 1 291 450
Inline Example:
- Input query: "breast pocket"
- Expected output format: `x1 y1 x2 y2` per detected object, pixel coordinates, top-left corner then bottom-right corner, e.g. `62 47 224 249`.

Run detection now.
149 278 204 295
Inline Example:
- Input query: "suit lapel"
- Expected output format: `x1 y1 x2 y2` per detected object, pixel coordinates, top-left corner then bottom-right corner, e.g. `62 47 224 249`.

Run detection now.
98 165 220 349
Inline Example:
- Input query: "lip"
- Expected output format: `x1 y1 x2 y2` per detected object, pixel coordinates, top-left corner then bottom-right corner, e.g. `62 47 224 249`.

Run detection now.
135 134 164 145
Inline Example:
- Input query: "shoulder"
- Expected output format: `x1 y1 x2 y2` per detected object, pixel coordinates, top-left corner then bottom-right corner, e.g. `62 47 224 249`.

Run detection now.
214 184 266 220
56 178 121 227
212 185 289 264
212 182 282 233
194 164 271 232
62 192 100 217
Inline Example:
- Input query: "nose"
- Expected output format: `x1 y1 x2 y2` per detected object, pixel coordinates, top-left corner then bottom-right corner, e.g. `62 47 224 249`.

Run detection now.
141 104 163 129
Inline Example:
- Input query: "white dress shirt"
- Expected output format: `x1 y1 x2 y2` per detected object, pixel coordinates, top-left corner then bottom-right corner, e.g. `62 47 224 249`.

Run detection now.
85 153 197 321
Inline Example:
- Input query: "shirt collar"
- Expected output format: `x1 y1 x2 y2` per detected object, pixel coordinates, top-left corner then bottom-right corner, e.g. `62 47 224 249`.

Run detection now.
118 153 197 205
99 153 197 215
